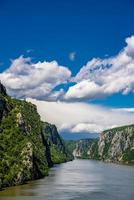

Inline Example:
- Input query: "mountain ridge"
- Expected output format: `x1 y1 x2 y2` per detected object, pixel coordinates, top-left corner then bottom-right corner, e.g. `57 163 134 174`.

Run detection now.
0 82 73 190
66 124 134 164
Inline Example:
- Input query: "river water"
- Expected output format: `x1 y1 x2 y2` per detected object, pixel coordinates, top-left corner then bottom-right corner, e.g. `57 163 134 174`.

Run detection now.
0 159 134 200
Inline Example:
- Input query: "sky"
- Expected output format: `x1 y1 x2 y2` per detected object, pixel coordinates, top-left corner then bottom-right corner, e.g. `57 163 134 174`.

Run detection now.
0 0 134 139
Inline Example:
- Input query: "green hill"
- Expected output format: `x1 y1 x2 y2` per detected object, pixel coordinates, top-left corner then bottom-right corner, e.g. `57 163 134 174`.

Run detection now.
0 83 73 190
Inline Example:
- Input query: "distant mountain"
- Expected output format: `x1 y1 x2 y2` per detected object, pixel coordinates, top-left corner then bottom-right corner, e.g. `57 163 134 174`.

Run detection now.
0 83 73 190
61 132 99 141
65 139 97 158
66 125 134 164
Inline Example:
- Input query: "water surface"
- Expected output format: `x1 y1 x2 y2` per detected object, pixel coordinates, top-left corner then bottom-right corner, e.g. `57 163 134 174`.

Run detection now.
0 159 134 200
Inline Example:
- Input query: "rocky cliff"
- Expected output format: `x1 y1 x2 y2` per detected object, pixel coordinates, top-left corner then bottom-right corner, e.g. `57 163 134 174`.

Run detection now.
68 125 134 164
42 122 73 164
0 83 72 190
72 139 96 158
94 125 134 164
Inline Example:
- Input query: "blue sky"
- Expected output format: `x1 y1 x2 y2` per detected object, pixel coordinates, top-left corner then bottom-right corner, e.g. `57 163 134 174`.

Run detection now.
0 0 134 73
0 0 134 139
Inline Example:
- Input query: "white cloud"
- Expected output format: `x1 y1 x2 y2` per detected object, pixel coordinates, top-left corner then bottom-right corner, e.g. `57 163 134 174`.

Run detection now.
0 36 134 135
27 98 134 134
65 36 134 100
113 108 134 113
0 56 71 100
69 52 76 61
71 123 104 133
1 36 134 102
64 80 104 100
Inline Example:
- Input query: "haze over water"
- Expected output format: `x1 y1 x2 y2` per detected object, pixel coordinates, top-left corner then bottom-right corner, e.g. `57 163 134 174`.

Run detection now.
0 159 134 200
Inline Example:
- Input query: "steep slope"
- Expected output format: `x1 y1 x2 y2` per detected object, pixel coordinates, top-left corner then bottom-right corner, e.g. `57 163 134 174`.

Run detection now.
73 139 96 158
65 139 98 159
67 125 134 164
95 125 134 164
0 83 72 190
42 122 73 164
65 140 77 156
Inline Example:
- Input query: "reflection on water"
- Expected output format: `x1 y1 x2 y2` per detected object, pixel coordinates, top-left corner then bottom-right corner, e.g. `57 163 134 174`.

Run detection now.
0 159 134 200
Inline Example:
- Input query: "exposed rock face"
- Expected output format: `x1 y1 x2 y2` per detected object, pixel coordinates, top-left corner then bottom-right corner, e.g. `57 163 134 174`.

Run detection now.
0 83 72 190
21 142 33 171
68 125 134 164
42 122 73 164
16 142 33 184
16 112 31 133
73 139 95 158
96 125 134 163
0 95 48 189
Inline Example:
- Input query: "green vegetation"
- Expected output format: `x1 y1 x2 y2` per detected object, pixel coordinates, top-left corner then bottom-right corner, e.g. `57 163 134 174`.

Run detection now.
65 140 77 155
0 83 73 190
42 122 73 164
0 96 48 188
104 124 134 133
101 125 134 163
76 139 96 159
88 140 100 160
66 139 98 159
66 125 134 165
122 149 134 164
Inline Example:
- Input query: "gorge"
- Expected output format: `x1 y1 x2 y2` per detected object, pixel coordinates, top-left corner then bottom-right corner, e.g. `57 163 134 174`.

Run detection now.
0 82 134 193
66 125 134 164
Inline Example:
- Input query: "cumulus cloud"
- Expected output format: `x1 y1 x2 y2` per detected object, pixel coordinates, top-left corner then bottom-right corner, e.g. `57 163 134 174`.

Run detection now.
69 52 76 61
65 36 134 100
64 80 104 100
27 98 134 134
1 36 134 135
0 56 71 100
1 36 134 102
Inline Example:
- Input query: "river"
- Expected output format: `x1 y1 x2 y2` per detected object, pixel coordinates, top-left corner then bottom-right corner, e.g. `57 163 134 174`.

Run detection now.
0 159 134 200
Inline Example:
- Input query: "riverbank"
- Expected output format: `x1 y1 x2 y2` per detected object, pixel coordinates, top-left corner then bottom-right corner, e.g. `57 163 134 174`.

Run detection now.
0 159 134 200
